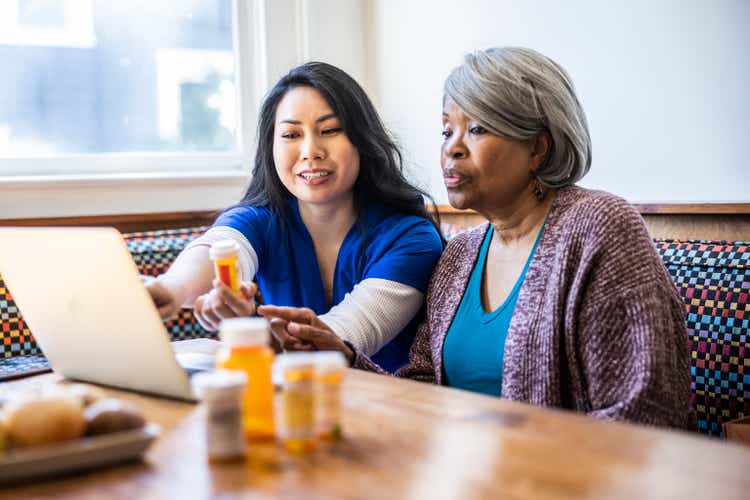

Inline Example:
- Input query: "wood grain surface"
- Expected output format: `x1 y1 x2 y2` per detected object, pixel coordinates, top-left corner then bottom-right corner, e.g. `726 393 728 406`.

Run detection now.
1 370 749 499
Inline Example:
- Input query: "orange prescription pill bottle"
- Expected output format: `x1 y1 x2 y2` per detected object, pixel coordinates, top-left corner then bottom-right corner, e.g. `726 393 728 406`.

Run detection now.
209 240 240 293
216 318 275 441
274 353 316 453
312 351 346 440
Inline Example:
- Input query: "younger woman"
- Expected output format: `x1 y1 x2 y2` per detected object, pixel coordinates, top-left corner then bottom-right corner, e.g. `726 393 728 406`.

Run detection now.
146 62 443 371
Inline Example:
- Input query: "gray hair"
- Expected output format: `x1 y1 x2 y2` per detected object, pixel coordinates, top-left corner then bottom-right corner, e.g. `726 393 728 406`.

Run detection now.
444 47 591 187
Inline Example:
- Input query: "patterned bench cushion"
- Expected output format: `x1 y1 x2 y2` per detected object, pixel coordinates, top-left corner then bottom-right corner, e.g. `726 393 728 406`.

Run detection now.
655 240 750 436
0 277 40 359
125 227 213 341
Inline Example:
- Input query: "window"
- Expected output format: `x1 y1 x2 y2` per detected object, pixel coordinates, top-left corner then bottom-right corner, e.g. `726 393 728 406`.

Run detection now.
0 0 241 160
0 0 96 49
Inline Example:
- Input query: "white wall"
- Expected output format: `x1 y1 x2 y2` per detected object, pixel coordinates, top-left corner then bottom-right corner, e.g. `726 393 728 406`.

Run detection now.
262 0 368 92
365 0 750 204
304 0 369 87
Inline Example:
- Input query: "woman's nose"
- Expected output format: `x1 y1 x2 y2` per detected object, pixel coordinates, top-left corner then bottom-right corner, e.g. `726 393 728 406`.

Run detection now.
301 136 325 161
443 135 468 160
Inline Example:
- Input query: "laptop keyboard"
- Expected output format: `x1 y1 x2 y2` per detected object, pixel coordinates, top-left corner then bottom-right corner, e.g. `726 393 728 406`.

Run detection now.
175 352 216 375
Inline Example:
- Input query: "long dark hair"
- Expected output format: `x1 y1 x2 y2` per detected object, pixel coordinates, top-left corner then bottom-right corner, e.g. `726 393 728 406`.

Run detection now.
239 61 442 240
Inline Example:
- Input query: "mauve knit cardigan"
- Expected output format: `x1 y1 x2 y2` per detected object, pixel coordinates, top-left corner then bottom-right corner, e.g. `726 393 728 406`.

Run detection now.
353 186 693 428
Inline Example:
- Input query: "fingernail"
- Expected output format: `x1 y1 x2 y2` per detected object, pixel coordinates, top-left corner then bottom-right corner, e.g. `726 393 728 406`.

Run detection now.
288 322 299 333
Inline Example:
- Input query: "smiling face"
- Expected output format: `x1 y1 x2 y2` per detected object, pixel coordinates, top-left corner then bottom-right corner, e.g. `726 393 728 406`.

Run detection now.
273 86 360 209
440 97 543 213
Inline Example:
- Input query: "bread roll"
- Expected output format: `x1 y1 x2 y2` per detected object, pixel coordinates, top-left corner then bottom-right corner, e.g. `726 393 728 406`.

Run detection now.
4 395 86 447
84 399 145 436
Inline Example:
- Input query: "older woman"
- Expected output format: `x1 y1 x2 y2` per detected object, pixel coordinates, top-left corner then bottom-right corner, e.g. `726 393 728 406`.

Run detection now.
259 47 692 428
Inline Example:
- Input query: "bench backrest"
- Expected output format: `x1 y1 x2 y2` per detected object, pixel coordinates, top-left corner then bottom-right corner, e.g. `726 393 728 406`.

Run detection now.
654 240 750 436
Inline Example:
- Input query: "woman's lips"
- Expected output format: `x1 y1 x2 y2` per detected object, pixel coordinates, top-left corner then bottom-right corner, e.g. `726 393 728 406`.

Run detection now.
443 175 467 188
298 171 332 186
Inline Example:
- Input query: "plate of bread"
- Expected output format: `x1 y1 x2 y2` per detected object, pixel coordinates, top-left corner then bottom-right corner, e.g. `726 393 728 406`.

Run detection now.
0 383 159 484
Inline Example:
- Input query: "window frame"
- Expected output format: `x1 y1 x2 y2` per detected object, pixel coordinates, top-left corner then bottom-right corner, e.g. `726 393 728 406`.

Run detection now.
0 0 266 219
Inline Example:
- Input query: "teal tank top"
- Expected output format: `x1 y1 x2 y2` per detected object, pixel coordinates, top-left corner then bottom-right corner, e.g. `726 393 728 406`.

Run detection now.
442 223 544 396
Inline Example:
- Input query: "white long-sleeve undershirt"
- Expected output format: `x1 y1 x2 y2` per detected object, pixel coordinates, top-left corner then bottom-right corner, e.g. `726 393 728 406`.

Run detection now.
318 278 423 356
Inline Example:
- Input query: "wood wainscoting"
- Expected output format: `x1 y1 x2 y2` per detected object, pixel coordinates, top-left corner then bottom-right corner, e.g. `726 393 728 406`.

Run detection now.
0 211 219 234
433 203 750 241
1 203 749 241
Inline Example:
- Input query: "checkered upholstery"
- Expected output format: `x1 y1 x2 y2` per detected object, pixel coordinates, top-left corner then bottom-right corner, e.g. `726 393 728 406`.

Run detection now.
126 227 214 340
0 276 41 358
655 240 750 436
127 227 208 278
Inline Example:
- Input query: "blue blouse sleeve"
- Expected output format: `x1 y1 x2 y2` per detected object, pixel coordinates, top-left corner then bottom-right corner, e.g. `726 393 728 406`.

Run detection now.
363 217 443 293
212 205 272 264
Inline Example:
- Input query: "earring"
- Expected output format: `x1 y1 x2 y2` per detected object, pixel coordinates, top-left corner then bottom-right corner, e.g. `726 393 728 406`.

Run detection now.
532 178 545 201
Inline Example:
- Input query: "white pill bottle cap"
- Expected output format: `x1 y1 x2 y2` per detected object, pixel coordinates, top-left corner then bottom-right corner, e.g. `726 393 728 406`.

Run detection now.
219 317 270 346
209 240 240 260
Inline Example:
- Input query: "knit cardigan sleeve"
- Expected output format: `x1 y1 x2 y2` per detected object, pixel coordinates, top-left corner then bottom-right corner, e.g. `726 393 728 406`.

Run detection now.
576 282 691 427
566 196 692 428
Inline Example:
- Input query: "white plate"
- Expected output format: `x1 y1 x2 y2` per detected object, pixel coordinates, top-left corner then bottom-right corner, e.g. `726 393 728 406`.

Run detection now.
0 423 160 484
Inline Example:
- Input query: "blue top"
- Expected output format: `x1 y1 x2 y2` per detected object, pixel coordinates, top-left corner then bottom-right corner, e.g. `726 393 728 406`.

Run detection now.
442 223 544 396
214 199 443 372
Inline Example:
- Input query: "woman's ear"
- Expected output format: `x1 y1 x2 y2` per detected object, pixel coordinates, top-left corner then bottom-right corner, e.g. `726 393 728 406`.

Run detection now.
530 131 551 171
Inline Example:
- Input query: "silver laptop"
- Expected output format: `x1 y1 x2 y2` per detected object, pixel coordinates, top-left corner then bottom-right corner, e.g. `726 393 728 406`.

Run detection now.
0 227 218 401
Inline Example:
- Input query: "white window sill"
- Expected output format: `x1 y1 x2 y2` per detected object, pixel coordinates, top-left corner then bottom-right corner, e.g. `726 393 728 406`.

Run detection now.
0 170 249 219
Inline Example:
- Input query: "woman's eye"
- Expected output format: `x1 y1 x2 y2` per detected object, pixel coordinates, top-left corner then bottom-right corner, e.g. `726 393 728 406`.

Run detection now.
280 132 299 139
470 125 487 135
321 127 343 136
441 129 452 139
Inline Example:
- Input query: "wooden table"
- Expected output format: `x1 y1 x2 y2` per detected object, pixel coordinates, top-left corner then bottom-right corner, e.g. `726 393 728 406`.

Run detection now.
1 370 749 499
